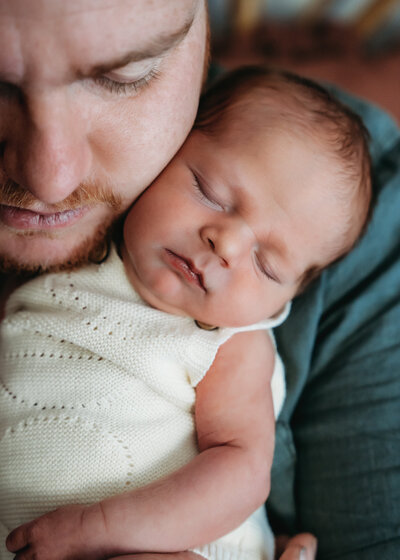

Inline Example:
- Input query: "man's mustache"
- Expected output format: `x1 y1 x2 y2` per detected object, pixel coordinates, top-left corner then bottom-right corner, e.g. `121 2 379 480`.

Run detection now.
0 178 123 212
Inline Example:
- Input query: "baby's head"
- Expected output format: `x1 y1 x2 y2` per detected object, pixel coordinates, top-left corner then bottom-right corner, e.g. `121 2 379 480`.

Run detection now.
122 66 372 327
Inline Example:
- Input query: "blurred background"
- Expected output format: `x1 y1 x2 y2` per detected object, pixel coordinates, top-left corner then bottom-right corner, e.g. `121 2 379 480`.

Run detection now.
208 0 400 122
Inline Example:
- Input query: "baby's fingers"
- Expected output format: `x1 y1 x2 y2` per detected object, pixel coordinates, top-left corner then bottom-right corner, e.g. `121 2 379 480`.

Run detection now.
13 550 34 560
276 533 317 560
6 523 31 552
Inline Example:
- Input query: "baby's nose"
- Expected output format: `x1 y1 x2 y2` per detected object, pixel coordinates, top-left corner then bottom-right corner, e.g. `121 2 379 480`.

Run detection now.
201 220 253 267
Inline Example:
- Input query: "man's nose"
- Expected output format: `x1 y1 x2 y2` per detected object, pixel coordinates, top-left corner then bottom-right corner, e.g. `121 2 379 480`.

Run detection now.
200 219 253 267
2 91 92 205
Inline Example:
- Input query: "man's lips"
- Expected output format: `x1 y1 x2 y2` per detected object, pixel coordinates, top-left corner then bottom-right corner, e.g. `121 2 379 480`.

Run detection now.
0 204 89 230
164 249 206 291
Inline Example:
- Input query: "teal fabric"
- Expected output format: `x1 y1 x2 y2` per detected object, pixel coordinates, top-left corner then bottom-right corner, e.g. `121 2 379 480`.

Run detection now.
267 90 400 558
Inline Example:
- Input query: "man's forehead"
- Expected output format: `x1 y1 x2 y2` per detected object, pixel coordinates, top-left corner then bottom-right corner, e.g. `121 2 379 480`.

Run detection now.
0 0 198 20
0 0 200 82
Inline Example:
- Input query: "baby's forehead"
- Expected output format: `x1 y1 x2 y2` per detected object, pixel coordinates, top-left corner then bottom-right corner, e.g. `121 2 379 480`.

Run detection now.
211 97 325 158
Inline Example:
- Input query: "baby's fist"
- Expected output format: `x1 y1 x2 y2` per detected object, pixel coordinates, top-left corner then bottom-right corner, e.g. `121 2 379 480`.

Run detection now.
6 504 102 560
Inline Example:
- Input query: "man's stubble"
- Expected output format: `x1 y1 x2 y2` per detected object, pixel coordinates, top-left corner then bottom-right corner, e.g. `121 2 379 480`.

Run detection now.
0 178 123 275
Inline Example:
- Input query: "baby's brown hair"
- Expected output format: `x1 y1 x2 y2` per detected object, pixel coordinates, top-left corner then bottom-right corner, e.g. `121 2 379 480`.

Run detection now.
195 65 373 291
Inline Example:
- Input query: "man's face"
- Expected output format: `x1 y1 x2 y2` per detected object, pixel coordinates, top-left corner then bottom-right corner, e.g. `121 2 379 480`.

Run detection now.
0 0 207 272
122 127 344 328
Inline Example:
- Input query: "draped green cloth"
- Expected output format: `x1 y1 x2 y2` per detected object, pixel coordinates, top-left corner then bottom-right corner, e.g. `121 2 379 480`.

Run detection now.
268 88 400 559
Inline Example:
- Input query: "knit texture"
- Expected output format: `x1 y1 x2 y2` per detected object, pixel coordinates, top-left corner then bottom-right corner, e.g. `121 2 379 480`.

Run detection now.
0 246 289 559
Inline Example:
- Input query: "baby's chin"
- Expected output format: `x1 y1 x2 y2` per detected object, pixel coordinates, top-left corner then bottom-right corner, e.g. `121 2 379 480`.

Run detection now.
191 305 290 329
145 293 269 328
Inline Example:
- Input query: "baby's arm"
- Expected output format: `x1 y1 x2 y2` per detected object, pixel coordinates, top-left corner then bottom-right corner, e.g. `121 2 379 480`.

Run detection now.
6 330 276 560
193 328 276 538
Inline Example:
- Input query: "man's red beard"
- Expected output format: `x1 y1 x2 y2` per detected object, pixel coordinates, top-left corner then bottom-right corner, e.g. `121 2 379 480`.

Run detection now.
0 178 124 276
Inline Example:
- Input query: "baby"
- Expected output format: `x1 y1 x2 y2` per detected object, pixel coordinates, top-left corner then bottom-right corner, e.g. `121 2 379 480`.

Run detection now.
0 66 371 560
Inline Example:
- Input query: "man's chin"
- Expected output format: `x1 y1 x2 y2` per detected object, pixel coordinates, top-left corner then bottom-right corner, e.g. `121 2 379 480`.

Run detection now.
0 218 120 276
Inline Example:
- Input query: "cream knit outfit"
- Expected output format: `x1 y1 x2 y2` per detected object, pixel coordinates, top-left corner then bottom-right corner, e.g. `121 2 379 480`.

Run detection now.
0 247 289 560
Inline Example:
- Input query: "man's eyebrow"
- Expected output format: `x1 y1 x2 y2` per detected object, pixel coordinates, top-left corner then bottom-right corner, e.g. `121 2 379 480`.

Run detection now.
86 16 194 77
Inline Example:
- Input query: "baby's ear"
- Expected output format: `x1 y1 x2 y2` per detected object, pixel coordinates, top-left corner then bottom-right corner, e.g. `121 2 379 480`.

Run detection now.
296 265 322 295
270 305 286 319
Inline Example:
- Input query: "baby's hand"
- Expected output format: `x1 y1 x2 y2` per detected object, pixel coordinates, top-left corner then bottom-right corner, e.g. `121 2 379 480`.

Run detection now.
6 504 108 560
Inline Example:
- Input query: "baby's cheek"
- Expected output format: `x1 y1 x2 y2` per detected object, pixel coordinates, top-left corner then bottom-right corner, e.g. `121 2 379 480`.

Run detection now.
151 267 184 299
225 285 270 325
